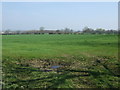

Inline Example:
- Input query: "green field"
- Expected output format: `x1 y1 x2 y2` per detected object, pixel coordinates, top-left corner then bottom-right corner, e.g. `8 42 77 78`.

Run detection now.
2 34 120 88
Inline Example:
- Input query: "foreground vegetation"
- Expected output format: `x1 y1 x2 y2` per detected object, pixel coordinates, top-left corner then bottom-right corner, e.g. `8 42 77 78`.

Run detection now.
2 34 120 88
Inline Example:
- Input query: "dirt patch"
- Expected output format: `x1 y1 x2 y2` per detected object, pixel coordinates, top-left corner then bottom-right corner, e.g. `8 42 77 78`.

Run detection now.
17 59 72 72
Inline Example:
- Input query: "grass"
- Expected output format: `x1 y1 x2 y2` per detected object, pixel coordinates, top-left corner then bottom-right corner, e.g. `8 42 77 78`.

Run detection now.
2 34 120 88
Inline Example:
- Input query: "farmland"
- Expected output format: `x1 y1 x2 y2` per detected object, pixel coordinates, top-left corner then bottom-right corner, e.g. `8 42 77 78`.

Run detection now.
2 34 120 88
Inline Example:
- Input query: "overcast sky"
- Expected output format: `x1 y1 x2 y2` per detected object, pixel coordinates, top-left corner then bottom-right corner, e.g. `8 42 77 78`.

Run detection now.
2 2 118 31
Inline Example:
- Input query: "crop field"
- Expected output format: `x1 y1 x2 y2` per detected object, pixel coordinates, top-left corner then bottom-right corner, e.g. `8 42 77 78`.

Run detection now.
2 34 120 88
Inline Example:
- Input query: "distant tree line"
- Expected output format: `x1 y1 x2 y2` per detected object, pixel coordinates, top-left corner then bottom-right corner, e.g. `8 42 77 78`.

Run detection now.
1 27 119 35
82 27 118 35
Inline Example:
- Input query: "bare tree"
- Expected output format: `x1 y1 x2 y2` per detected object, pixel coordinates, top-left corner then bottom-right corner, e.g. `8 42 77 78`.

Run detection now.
82 26 94 34
64 28 71 34
95 28 105 34
4 29 11 35
39 27 45 31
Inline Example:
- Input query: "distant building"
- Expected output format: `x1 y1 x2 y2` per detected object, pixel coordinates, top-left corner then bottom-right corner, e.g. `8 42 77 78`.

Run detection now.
0 32 5 34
